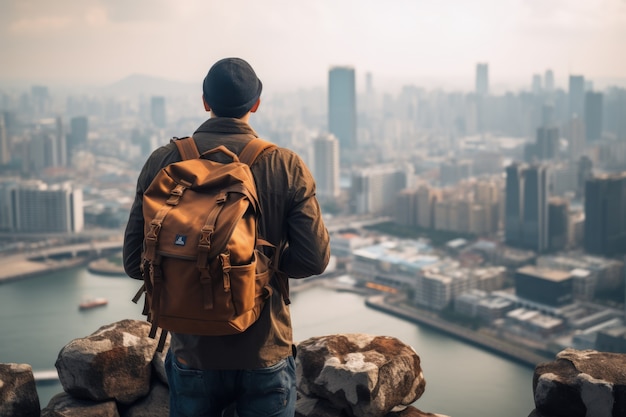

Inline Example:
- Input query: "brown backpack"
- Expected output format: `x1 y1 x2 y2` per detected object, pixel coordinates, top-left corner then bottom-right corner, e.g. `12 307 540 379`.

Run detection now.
132 136 286 350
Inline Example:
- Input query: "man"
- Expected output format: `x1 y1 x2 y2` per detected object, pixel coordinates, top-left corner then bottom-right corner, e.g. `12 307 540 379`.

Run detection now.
123 57 330 416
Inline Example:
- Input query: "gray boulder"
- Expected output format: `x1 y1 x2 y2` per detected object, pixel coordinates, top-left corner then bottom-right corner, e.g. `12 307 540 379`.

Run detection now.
532 348 626 417
296 333 426 417
0 363 40 417
41 392 119 417
120 381 169 417
55 319 158 404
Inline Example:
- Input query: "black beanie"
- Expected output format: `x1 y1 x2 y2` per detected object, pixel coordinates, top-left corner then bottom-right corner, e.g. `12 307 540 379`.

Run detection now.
202 58 263 118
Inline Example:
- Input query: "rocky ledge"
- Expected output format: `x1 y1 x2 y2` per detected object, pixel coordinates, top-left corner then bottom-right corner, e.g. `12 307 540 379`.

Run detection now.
1 319 624 416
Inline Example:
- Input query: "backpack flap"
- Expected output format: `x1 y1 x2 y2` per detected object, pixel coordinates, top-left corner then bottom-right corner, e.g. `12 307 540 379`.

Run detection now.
137 136 281 339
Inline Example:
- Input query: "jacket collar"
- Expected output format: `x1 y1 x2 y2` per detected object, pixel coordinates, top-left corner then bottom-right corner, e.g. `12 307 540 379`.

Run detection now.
194 117 258 137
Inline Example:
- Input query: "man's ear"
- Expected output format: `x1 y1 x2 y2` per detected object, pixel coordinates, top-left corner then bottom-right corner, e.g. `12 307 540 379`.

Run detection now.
250 98 261 113
202 95 211 112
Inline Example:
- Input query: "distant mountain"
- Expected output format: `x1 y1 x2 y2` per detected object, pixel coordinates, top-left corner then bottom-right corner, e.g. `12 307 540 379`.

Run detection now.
100 74 197 97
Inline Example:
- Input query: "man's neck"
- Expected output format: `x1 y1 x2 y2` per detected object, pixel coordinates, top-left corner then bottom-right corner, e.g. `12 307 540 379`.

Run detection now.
210 112 251 124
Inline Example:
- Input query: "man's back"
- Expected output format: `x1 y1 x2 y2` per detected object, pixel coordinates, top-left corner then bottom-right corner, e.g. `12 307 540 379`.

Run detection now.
122 57 329 417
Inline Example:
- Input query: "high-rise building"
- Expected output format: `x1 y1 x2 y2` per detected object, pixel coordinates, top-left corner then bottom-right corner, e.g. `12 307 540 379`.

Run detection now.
55 116 66 168
536 127 560 160
604 87 626 141
440 158 473 185
567 116 585 161
365 72 373 95
505 163 550 252
548 197 569 251
475 63 489 96
577 156 593 198
312 134 340 201
584 173 626 256
0 179 18 230
521 164 549 253
0 112 9 165
26 118 66 172
544 69 555 93
532 74 542 95
416 185 436 229
151 96 167 128
328 66 356 151
68 116 88 163
569 75 585 118
505 163 524 246
541 103 555 127
30 85 50 117
584 91 603 142
394 189 417 227
8 180 84 233
351 164 412 215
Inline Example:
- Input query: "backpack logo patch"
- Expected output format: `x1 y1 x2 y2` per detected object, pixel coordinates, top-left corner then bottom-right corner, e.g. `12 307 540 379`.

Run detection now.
174 235 187 246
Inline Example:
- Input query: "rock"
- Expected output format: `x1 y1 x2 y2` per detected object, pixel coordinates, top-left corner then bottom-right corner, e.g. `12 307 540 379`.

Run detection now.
0 363 40 417
41 392 119 417
295 393 348 416
296 334 426 417
532 348 626 417
120 381 169 417
55 319 158 404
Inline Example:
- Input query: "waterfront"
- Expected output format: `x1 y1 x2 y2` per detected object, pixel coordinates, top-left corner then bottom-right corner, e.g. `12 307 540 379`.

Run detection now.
0 266 535 416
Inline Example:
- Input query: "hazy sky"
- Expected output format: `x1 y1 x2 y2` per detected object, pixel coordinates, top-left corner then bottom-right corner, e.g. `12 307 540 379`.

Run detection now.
2 0 625 92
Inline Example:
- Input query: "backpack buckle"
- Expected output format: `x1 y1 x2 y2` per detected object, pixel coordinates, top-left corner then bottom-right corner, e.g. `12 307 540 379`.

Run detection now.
220 252 231 292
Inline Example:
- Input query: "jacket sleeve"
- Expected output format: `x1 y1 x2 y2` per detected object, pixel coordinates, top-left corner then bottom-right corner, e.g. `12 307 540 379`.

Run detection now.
123 185 145 280
278 153 330 278
123 146 173 280
123 166 149 280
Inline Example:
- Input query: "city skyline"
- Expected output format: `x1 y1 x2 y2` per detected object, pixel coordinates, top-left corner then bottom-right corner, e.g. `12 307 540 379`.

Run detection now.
2 0 626 93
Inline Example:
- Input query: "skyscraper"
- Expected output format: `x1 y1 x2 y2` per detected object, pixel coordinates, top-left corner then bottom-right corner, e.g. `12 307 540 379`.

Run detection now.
569 75 585 118
68 116 88 163
522 164 549 253
584 173 626 256
351 164 411 215
548 197 569 251
505 163 524 246
55 116 67 168
151 96 167 128
312 133 340 201
475 63 489 96
536 127 560 160
505 163 550 252
328 66 356 151
544 69 555 93
532 74 542 95
567 116 585 161
584 91 603 142
30 85 50 117
541 103 555 127
0 113 8 165
9 180 84 233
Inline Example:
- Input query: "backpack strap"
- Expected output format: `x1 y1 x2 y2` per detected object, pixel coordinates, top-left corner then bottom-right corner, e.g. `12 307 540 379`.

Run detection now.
172 137 201 160
237 138 291 305
238 138 276 166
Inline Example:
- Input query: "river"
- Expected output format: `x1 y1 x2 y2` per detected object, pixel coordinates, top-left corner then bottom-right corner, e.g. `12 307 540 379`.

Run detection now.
0 266 535 416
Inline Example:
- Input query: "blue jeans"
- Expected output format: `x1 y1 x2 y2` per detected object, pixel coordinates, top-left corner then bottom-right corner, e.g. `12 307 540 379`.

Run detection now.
164 350 296 417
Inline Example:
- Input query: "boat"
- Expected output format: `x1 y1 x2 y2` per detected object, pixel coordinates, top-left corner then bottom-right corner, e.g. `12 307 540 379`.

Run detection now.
79 297 108 310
